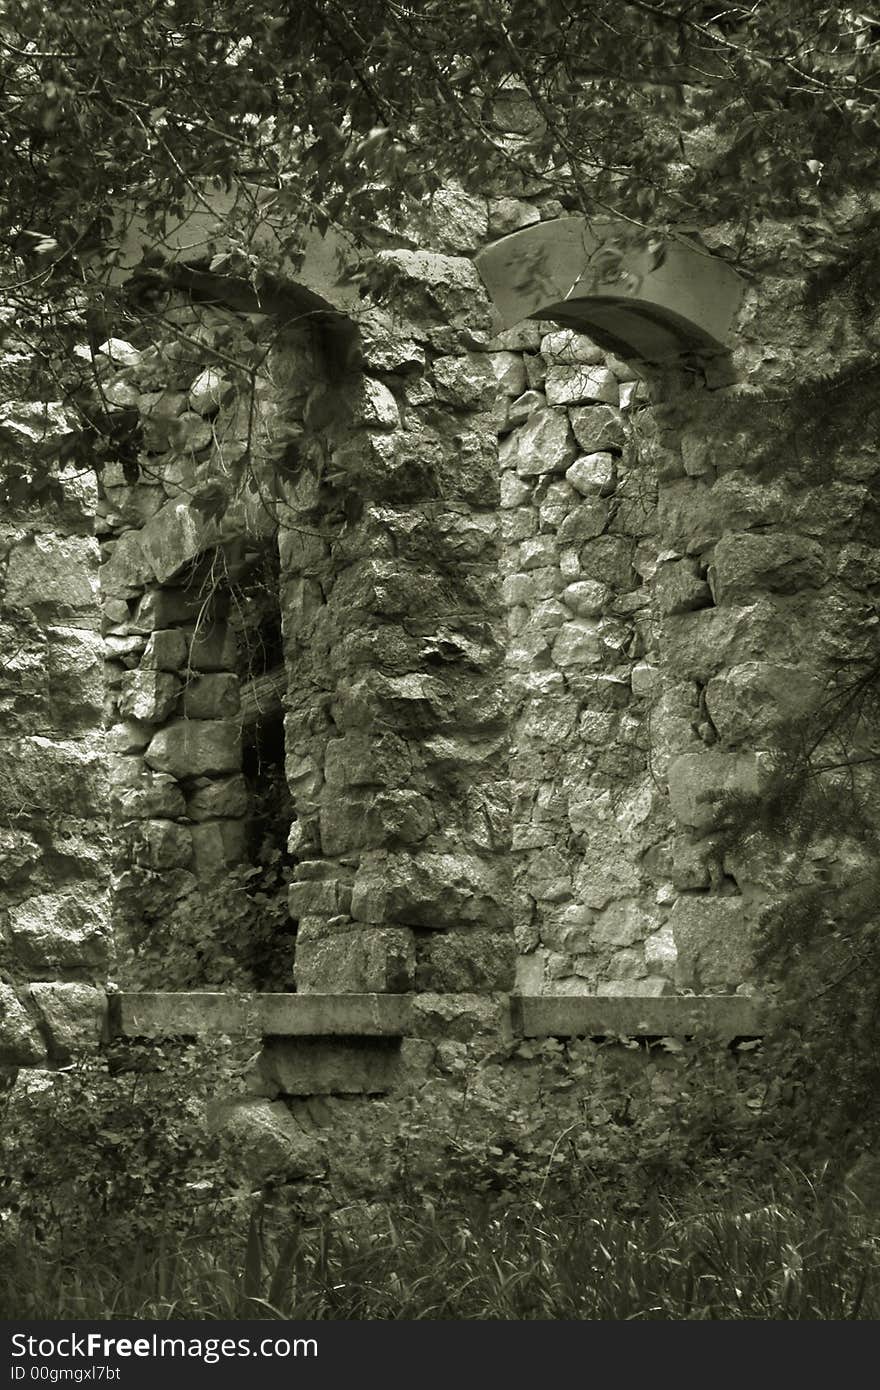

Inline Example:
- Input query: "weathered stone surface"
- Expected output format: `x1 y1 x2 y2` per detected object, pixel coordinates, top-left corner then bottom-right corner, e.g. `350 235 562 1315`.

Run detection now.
0 736 107 816
295 924 415 994
8 891 109 976
112 772 186 821
189 818 247 877
705 662 821 745
655 560 712 614
47 628 104 732
373 249 492 331
187 623 238 671
144 720 241 778
186 774 248 821
416 928 517 992
99 530 154 596
499 406 576 477
545 365 618 407
188 367 231 416
108 719 153 753
670 895 755 990
711 532 826 603
541 330 605 365
557 498 610 544
551 620 601 667
133 587 201 630
516 994 766 1037
118 670 181 722
666 750 763 831
131 819 192 870
181 673 241 719
209 1098 324 1180
568 404 626 453
0 983 45 1064
420 187 488 253
350 852 511 930
28 983 106 1059
141 629 188 670
662 600 799 683
137 502 216 585
259 1038 401 1096
6 534 100 615
566 452 616 496
411 993 508 1041
488 197 541 237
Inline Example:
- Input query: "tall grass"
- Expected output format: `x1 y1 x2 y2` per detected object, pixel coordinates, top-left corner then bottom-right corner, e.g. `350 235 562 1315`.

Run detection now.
3 1175 878 1320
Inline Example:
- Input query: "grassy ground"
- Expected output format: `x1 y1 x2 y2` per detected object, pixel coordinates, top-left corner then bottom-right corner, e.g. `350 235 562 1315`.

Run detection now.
3 1177 878 1319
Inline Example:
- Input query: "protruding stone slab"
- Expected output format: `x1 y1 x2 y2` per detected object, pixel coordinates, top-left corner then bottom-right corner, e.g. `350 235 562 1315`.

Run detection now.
513 994 767 1038
475 216 745 363
111 991 414 1037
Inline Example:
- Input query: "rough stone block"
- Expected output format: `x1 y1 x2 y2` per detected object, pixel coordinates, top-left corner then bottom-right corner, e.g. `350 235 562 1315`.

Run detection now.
288 878 341 918
0 736 107 817
46 628 104 734
498 406 576 477
142 629 188 670
118 670 181 722
99 530 155 597
557 498 610 544
181 673 241 719
410 993 510 1042
6 534 100 615
566 452 616 496
188 367 231 417
540 329 604 365
372 248 492 332
28 982 106 1059
350 851 511 930
545 365 618 407
655 560 712 614
0 983 46 1064
186 774 248 821
551 620 601 667
144 720 241 778
704 662 820 745
9 891 109 977
133 588 201 631
189 818 247 877
569 404 625 453
711 531 826 603
644 922 678 971
112 773 186 821
187 624 238 671
667 750 763 831
131 819 192 870
670 894 755 990
294 923 416 994
488 197 541 237
258 1038 401 1096
415 928 516 992
208 1098 324 1180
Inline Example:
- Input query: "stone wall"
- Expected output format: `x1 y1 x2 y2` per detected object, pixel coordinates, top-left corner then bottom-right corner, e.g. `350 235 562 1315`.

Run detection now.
0 450 109 1066
4 179 880 1090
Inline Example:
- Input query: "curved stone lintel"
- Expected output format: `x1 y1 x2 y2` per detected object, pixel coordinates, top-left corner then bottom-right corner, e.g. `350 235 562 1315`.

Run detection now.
107 184 362 332
475 216 745 363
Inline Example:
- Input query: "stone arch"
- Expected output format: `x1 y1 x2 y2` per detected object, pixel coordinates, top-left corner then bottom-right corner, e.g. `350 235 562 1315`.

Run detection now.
475 216 745 364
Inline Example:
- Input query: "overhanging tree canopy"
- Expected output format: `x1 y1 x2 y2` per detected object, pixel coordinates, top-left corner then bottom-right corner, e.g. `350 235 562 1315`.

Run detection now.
0 0 878 497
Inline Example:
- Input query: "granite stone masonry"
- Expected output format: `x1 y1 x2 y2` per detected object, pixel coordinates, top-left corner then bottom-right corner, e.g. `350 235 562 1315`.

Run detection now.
3 179 879 1169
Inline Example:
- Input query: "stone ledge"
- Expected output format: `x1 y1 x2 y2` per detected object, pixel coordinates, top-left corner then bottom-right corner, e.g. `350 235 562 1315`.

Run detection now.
111 991 765 1039
513 994 767 1039
111 992 413 1037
